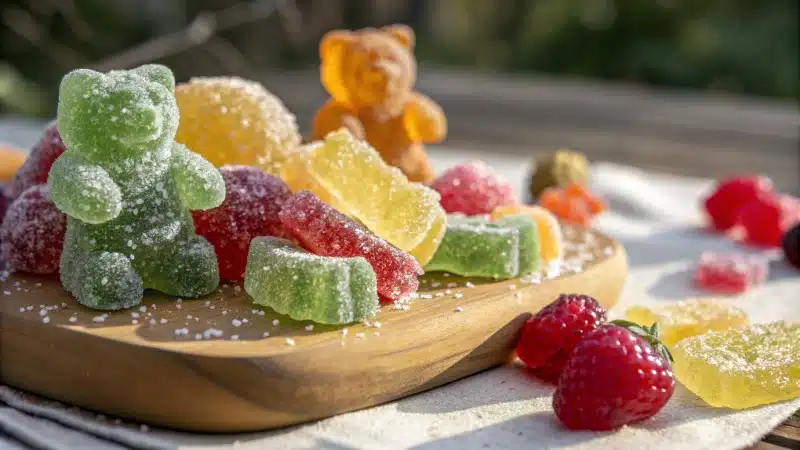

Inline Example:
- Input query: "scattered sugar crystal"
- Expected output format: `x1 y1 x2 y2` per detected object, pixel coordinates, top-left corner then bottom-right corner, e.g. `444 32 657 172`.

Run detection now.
262 331 270 337
256 310 264 316
272 319 280 326
455 306 464 312
465 282 475 288
221 310 227 315
435 292 444 297
19 307 24 312
4 291 11 296
285 337 295 346
138 306 147 313
232 319 242 327
204 300 211 306
431 282 441 288
508 284 517 290
374 321 382 328
68 316 77 323
447 282 457 288
444 289 452 295
159 318 167 324
132 320 138 324
131 312 139 318
92 315 105 323
231 335 240 341
341 328 349 336
373 331 381 336
42 316 50 323
194 333 202 340
305 324 314 331
139 424 149 432
26 306 33 311
355 332 365 339
242 318 248 324
233 286 242 293
454 293 464 299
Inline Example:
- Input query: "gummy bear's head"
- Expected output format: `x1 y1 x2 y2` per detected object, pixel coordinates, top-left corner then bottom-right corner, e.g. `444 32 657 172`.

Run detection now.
320 25 416 113
57 64 178 162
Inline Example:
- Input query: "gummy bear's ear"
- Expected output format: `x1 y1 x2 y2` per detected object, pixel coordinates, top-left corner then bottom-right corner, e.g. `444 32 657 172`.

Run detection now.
59 69 103 100
382 24 415 49
131 64 175 92
320 30 353 60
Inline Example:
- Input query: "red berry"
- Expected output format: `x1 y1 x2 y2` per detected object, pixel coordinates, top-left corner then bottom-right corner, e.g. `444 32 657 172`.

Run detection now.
529 350 569 385
553 322 675 431
280 190 422 301
192 166 292 282
516 294 606 379
738 195 789 248
9 122 66 200
703 175 772 232
0 185 66 274
431 161 518 215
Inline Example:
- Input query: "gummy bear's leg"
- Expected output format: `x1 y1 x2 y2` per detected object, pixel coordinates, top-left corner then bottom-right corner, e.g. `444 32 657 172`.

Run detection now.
311 100 365 141
69 251 144 310
152 236 219 298
388 144 435 184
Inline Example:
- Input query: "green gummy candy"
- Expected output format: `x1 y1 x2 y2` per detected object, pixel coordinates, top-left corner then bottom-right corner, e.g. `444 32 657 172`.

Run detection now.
244 237 379 325
424 214 539 279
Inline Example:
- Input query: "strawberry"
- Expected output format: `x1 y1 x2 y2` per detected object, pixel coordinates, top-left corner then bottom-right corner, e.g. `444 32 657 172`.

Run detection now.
553 320 675 431
703 175 773 232
515 293 606 383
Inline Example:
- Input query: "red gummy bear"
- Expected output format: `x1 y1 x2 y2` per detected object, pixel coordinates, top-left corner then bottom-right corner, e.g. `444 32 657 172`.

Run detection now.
0 185 66 274
703 175 772 232
192 166 292 282
9 122 66 200
431 160 517 216
279 190 422 301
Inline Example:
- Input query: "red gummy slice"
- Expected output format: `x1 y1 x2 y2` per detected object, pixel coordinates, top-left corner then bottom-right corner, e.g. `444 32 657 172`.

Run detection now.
693 251 767 294
431 160 518 215
192 166 292 282
0 185 66 274
9 122 66 200
279 190 422 301
703 175 772 232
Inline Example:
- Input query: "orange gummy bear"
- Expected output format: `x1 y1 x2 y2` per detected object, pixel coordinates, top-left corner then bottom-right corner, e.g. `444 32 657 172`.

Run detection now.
538 182 607 226
0 144 26 184
311 24 446 184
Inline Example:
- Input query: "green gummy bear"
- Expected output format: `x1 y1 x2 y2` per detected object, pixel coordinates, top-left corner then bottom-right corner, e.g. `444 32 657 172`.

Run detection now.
424 214 539 279
244 237 378 325
50 64 225 310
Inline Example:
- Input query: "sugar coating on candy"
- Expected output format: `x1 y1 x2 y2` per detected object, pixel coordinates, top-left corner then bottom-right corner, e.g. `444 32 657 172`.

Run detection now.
51 64 225 310
538 182 606 227
495 214 539 276
0 185 66 274
672 321 800 409
244 236 378 324
279 190 422 301
626 299 749 348
425 214 537 279
193 166 292 281
175 77 300 175
492 204 563 263
9 121 66 199
693 251 767 294
431 160 517 216
281 129 446 265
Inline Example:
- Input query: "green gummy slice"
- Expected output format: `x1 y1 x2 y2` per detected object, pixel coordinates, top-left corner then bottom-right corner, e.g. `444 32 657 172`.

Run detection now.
496 214 539 276
244 237 378 325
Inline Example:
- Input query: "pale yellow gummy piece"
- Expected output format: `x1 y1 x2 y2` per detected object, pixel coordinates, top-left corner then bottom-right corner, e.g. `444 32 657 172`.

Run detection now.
280 129 446 265
672 321 800 409
626 299 749 348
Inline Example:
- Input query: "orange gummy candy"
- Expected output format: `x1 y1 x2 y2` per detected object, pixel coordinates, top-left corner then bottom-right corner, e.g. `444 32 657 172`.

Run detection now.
0 144 26 183
538 182 606 226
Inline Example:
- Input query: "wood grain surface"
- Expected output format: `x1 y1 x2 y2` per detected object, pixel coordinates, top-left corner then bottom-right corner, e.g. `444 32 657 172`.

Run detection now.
0 225 625 432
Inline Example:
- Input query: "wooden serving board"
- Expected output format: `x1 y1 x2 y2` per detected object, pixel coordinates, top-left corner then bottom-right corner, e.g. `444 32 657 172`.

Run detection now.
0 225 627 432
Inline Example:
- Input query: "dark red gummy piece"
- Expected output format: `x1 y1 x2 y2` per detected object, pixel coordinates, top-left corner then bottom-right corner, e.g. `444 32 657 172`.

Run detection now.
279 190 422 301
0 185 66 274
9 121 66 199
693 251 767 294
431 160 518 216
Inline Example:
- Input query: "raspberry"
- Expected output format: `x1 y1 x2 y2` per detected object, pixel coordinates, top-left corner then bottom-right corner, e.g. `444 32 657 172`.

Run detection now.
0 185 66 274
9 122 66 200
694 251 767 294
783 224 800 269
737 195 796 248
703 175 772 232
431 160 517 215
553 321 675 430
515 294 606 380
192 166 292 282
529 350 569 385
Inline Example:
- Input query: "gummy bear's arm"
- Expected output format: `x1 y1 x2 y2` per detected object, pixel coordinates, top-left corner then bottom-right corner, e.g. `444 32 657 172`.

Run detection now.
311 99 365 141
403 92 447 144
48 153 122 224
171 143 225 211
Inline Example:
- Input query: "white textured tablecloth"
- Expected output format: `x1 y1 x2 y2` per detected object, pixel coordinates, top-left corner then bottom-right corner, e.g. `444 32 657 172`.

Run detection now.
1 124 799 449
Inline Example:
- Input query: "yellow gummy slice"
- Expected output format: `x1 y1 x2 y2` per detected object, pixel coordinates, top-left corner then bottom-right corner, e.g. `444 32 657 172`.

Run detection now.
175 77 300 175
626 299 749 348
672 321 800 409
491 204 563 263
282 129 446 266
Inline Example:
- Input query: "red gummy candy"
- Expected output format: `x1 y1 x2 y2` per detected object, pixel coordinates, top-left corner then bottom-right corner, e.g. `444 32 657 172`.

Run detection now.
279 190 422 301
9 122 66 200
0 185 66 274
703 175 772 232
737 194 800 248
431 160 518 215
694 251 767 294
192 166 292 282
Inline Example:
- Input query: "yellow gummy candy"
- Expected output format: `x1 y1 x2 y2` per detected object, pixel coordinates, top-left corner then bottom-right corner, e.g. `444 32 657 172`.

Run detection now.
672 321 800 409
281 129 446 266
491 204 563 263
626 299 749 348
175 77 300 175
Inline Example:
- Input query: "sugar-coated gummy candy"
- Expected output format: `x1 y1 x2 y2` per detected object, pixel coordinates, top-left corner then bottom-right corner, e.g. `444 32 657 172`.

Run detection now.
0 185 66 274
244 236 378 324
175 77 300 175
280 190 422 301
51 64 225 310
431 160 517 216
625 299 749 348
192 166 292 282
672 321 800 409
0 144 26 184
9 121 66 199
703 175 773 232
491 204 563 263
529 150 588 201
738 194 799 248
693 251 767 294
783 223 800 269
280 129 446 266
538 182 606 227
425 214 538 279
